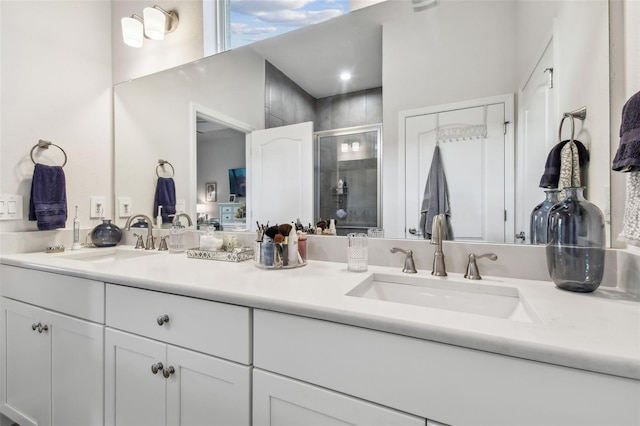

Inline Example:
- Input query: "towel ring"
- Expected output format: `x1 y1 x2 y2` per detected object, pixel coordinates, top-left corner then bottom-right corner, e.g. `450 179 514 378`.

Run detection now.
558 106 587 143
156 159 175 178
30 139 67 167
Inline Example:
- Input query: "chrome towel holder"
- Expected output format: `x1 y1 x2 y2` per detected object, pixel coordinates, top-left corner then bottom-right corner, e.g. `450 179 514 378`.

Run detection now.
30 139 67 167
156 159 175 178
559 106 587 144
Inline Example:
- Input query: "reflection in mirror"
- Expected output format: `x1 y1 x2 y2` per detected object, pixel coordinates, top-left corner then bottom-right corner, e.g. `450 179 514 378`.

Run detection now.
315 125 382 235
114 0 610 244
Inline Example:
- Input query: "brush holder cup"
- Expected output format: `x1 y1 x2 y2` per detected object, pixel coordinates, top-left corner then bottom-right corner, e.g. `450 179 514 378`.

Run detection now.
254 237 307 269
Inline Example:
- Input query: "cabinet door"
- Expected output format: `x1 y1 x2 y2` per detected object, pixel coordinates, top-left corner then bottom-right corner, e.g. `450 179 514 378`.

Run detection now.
0 298 50 426
49 309 104 426
253 369 424 426
105 329 166 426
166 345 251 426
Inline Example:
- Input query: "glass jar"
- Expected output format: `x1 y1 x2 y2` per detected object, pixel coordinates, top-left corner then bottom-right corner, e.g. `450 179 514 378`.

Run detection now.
91 219 122 247
530 189 560 245
546 187 605 292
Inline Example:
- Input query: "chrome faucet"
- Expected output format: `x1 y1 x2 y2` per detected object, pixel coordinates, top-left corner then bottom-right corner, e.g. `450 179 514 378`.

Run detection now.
430 214 447 276
172 213 193 227
124 214 156 250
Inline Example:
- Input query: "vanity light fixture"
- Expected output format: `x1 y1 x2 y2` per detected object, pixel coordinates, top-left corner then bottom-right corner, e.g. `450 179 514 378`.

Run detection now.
351 141 360 152
121 5 179 48
341 143 350 153
121 15 144 48
143 5 179 40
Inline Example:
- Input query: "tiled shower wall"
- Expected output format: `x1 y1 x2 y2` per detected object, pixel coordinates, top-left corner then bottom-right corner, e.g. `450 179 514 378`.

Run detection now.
264 61 382 131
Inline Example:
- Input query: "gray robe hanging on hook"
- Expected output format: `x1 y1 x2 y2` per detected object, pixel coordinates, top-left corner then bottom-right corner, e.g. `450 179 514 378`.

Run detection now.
419 144 453 240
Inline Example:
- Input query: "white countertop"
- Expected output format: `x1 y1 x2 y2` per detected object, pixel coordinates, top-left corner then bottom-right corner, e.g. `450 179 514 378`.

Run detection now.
2 246 639 380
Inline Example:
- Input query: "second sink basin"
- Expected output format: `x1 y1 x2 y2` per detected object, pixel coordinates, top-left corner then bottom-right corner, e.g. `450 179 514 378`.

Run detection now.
60 247 161 264
347 273 539 323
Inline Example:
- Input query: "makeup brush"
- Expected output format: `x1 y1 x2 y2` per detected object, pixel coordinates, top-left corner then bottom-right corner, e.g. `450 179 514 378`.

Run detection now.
265 226 280 240
278 223 293 237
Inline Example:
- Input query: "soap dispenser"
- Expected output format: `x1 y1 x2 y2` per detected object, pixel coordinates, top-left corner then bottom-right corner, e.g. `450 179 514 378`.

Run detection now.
169 216 185 253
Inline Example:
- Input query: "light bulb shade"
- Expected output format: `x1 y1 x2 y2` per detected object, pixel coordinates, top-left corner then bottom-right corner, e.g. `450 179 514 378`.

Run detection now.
351 141 360 152
143 6 167 40
341 143 349 153
121 16 144 48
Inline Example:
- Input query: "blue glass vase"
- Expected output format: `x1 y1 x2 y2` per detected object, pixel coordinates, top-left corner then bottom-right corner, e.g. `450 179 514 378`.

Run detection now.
530 189 560 245
91 219 123 247
546 187 605 292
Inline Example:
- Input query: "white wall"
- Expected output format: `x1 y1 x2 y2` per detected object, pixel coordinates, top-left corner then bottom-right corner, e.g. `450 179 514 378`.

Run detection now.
112 0 204 83
0 1 112 242
197 128 246 218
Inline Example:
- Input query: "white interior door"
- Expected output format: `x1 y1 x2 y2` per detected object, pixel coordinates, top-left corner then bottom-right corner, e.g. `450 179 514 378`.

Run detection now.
404 98 511 242
517 37 556 243
250 122 314 228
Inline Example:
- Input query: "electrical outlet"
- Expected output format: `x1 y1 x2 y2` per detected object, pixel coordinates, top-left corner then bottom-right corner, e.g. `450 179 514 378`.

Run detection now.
90 196 106 218
118 197 132 218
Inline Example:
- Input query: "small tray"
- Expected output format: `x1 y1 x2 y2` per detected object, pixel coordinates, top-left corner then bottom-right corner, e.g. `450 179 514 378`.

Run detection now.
254 260 307 270
186 247 253 262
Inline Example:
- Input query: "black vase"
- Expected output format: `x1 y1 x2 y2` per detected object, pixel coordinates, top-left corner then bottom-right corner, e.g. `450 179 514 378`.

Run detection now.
546 187 605 292
91 219 123 247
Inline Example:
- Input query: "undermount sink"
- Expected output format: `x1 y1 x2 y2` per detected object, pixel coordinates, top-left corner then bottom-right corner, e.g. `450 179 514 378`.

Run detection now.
347 273 539 323
59 247 160 264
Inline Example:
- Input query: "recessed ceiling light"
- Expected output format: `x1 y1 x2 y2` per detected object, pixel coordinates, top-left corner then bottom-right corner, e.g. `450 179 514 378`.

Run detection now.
340 72 352 81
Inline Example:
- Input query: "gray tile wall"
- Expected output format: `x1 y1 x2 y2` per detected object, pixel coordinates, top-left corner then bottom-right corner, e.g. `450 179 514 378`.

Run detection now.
315 88 382 131
265 61 316 128
264 60 382 131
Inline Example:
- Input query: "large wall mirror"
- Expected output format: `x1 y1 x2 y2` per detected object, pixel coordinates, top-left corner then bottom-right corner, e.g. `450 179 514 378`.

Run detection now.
114 0 610 244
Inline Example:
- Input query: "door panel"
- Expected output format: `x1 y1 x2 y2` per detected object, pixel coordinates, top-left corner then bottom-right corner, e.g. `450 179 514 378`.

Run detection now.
50 311 103 426
251 122 314 227
405 102 507 242
105 329 166 426
517 38 556 243
1 298 49 426
166 345 251 426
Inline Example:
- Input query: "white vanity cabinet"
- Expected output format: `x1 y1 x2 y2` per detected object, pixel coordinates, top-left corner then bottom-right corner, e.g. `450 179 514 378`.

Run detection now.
104 284 252 426
254 310 640 426
0 265 105 426
253 369 426 426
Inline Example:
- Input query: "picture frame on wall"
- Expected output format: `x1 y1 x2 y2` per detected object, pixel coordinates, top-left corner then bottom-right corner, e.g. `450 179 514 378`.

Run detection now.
206 182 217 202
229 194 236 202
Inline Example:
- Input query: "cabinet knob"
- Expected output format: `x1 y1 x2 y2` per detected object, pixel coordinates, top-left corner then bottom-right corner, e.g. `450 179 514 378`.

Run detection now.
31 322 48 333
162 366 175 378
151 362 164 374
156 314 170 326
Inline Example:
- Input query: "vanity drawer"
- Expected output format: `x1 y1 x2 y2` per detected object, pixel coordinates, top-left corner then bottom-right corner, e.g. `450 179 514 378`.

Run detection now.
0 265 104 323
106 284 251 364
221 206 235 214
221 214 234 222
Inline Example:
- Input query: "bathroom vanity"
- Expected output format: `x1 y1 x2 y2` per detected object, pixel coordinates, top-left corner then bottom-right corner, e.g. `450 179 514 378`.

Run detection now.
0 247 638 426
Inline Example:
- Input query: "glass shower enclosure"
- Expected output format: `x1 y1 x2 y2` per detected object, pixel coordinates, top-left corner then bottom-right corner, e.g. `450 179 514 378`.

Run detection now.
314 124 382 236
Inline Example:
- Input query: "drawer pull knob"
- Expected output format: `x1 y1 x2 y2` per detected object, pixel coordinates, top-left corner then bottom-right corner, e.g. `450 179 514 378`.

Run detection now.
157 314 170 326
162 366 175 378
151 362 164 374
31 322 48 333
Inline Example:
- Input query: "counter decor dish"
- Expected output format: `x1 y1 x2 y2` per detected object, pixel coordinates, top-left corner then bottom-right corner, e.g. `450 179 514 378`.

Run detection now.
186 247 254 262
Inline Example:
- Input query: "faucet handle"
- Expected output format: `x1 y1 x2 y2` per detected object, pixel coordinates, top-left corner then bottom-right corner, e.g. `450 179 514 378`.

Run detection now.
464 253 498 280
133 233 145 250
390 247 418 274
158 236 169 251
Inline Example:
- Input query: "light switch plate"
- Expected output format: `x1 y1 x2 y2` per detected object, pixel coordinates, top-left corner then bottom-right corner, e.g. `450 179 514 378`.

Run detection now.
90 196 106 218
0 194 24 220
118 197 132 218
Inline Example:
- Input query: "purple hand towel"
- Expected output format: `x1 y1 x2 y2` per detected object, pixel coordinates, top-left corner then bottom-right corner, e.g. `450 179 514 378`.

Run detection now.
539 140 589 188
153 177 176 223
612 90 640 172
29 163 67 230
